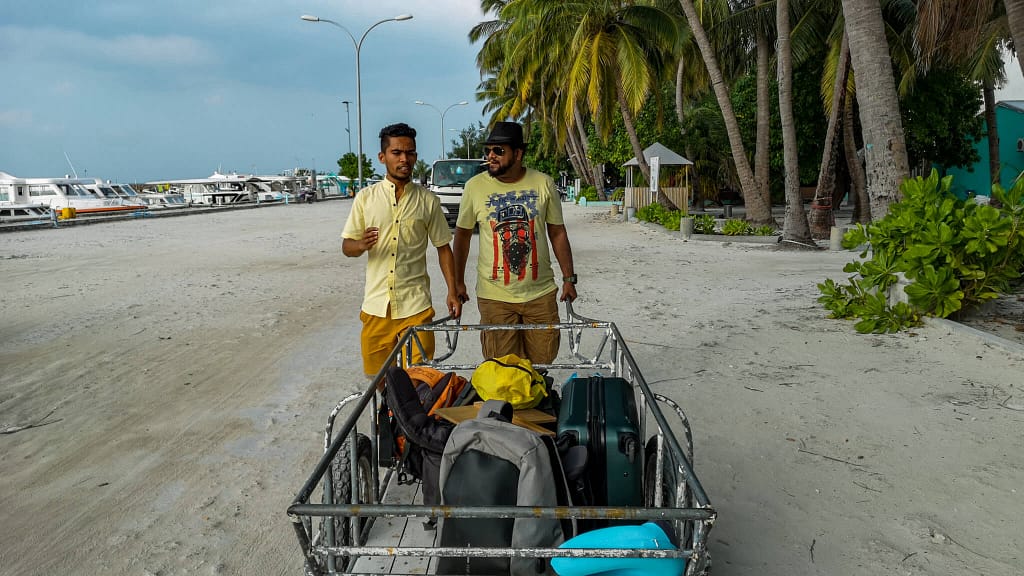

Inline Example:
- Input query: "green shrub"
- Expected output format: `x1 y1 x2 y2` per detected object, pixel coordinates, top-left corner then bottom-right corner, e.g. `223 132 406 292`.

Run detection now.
818 169 1024 333
636 203 683 231
575 185 599 203
721 219 754 236
611 188 625 201
693 214 716 234
752 225 776 236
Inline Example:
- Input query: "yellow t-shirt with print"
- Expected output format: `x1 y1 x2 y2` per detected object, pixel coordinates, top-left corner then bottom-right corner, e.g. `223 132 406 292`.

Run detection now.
456 168 563 303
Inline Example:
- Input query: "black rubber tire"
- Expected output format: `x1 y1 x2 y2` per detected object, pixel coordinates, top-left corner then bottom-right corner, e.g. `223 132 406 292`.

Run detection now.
324 433 372 570
644 438 693 547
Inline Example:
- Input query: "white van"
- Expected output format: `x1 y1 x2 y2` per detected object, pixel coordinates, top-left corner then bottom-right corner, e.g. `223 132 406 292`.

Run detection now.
428 159 486 227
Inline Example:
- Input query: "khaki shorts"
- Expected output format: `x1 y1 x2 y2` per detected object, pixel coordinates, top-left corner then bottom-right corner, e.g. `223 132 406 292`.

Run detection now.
477 291 560 364
359 306 436 380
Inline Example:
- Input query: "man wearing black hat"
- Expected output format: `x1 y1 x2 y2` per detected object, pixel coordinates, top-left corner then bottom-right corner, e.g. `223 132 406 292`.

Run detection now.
452 121 577 364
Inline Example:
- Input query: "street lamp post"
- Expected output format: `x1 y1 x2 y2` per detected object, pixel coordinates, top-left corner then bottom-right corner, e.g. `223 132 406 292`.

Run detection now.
449 128 468 158
414 100 468 159
302 13 413 192
340 99 352 153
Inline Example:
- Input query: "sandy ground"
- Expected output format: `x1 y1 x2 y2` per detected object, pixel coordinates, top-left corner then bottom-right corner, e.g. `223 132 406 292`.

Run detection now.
1 201 1022 576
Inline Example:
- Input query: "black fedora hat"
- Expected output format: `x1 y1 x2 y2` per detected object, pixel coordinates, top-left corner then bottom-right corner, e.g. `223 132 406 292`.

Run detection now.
483 122 526 148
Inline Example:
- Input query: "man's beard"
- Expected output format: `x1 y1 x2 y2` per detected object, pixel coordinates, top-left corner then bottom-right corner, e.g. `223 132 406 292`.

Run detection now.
487 161 509 177
389 167 411 183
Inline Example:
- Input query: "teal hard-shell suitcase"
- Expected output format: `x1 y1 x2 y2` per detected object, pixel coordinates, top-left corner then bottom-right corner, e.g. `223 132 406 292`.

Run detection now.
555 376 643 517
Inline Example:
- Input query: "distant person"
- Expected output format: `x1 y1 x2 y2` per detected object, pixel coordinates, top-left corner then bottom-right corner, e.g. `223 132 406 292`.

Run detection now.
342 123 462 380
452 121 576 364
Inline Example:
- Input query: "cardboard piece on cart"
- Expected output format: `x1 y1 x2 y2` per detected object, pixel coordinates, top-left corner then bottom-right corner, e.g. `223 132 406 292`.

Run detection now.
433 403 556 436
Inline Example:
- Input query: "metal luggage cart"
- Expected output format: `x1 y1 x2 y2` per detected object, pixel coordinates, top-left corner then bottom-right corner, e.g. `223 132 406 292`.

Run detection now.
287 303 716 575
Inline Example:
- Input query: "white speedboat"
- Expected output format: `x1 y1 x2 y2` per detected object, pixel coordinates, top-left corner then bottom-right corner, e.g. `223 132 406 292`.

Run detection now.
137 191 189 209
0 172 143 215
144 172 305 206
1 172 53 222
84 180 148 209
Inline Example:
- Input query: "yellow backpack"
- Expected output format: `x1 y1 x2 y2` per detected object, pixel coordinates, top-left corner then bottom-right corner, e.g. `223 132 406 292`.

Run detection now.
471 354 549 410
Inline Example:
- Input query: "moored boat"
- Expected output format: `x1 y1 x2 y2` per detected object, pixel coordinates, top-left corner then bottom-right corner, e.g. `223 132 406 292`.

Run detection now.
0 172 145 215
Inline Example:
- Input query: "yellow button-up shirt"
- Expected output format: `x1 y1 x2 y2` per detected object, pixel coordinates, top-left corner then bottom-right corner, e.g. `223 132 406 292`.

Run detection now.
342 179 452 319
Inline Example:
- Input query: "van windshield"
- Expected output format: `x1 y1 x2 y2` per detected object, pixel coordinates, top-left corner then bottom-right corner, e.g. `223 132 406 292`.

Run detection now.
432 161 486 187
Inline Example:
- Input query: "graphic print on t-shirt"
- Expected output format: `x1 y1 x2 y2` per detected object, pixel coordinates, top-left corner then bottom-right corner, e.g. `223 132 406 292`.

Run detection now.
487 190 539 284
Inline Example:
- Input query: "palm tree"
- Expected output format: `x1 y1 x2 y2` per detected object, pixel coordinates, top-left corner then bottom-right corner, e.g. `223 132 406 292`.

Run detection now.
676 0 775 225
498 0 683 209
472 1 608 190
840 0 911 220
1002 0 1024 77
755 0 773 209
777 0 814 243
914 0 1007 189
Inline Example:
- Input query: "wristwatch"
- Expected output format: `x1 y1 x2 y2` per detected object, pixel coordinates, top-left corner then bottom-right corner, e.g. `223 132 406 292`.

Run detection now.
563 274 578 284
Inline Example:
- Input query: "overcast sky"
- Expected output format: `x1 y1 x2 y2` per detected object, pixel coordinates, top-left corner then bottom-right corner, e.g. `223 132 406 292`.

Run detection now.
0 0 488 182
4 2 1024 184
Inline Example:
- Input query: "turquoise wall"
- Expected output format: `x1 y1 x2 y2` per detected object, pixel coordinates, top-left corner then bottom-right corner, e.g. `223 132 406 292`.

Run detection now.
944 103 1024 199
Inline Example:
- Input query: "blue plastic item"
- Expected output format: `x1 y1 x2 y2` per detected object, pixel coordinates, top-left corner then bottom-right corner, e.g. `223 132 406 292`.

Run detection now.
551 522 686 576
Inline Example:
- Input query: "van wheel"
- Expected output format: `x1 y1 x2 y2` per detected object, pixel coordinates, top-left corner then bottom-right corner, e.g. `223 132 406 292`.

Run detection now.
323 433 372 569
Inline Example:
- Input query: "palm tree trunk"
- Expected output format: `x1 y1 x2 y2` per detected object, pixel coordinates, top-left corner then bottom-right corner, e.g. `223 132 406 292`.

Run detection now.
565 130 587 187
843 94 870 223
1006 0 1024 79
983 78 1000 190
840 0 910 220
755 0 772 207
572 107 599 189
675 56 687 132
810 33 851 239
676 0 774 225
777 0 813 243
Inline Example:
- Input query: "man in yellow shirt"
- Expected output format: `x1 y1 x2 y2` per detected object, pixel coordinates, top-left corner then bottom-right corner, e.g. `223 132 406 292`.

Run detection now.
453 122 576 364
342 123 462 379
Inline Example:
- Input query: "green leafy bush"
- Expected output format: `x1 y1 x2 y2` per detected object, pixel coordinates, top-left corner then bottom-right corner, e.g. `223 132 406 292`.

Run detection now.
752 225 776 236
693 214 716 234
575 185 599 203
721 219 754 236
636 203 683 231
818 169 1024 333
611 188 625 201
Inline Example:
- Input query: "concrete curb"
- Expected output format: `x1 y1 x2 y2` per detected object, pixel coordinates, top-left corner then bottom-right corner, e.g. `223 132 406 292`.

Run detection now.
688 233 781 244
928 316 1024 359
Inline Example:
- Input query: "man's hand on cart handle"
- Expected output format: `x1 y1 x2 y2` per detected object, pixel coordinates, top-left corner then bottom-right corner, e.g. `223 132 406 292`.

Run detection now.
560 281 577 302
446 292 464 319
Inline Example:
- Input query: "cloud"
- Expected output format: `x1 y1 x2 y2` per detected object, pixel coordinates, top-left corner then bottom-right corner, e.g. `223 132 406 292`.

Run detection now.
0 109 33 127
100 34 210 67
0 26 212 69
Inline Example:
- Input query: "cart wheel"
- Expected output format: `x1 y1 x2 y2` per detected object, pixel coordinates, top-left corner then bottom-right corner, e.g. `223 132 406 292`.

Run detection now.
324 433 372 569
644 438 693 546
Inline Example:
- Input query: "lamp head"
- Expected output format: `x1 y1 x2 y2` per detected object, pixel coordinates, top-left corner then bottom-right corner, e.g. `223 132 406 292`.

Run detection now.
458 101 468 105
394 14 413 21
300 15 319 22
414 100 426 105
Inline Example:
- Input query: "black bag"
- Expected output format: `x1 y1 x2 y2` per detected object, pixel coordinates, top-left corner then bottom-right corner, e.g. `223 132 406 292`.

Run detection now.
383 367 456 507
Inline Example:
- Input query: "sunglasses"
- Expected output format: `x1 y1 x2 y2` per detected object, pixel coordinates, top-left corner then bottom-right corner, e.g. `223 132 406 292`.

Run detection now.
482 146 508 157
